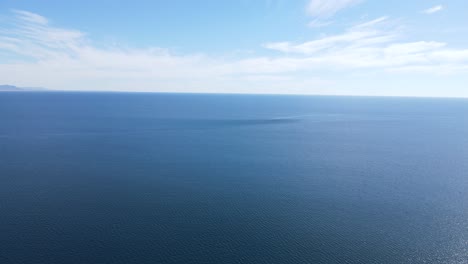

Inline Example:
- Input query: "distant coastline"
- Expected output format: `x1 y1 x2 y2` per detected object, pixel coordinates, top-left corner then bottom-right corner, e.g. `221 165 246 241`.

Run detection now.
0 85 47 92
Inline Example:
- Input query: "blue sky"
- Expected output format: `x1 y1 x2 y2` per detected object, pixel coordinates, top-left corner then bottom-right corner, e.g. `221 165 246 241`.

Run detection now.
1 0 468 96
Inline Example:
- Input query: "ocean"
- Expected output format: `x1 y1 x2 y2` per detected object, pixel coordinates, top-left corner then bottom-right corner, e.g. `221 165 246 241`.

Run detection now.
1 92 467 263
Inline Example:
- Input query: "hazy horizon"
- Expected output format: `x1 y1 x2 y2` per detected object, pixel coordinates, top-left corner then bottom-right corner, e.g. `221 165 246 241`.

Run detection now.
4 85 468 99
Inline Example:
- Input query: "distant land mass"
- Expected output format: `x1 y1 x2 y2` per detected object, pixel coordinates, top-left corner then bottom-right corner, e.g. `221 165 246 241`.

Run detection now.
0 85 47 91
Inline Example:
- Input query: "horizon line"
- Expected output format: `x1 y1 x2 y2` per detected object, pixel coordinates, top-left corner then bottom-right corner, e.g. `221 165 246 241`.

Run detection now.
2 88 468 100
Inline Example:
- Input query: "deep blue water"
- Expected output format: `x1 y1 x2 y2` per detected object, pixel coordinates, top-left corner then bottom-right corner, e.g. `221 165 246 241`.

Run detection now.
1 92 468 264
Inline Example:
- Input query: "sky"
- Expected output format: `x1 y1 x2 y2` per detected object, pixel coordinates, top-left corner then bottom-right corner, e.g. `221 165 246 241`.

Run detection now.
0 0 467 97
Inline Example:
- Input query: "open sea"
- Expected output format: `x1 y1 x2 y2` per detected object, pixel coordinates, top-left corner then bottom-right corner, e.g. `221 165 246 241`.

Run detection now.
1 92 467 264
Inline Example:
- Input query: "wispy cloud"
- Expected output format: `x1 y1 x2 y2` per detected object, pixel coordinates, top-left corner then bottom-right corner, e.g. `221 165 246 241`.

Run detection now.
305 0 363 29
264 17 396 55
422 5 444 14
0 10 241 91
0 10 467 95
264 16 468 72
306 0 362 18
11 10 49 25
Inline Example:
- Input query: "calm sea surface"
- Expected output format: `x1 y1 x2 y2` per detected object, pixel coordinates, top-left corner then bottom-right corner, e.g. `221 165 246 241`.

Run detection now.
1 92 467 264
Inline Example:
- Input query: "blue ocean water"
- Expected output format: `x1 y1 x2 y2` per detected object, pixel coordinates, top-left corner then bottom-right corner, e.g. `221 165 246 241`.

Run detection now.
0 92 467 264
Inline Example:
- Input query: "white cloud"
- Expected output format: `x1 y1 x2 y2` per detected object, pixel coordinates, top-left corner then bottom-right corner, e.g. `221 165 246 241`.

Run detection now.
422 5 444 14
264 16 395 55
351 16 389 29
0 10 468 96
11 10 49 25
306 0 362 18
264 16 468 72
0 11 230 90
